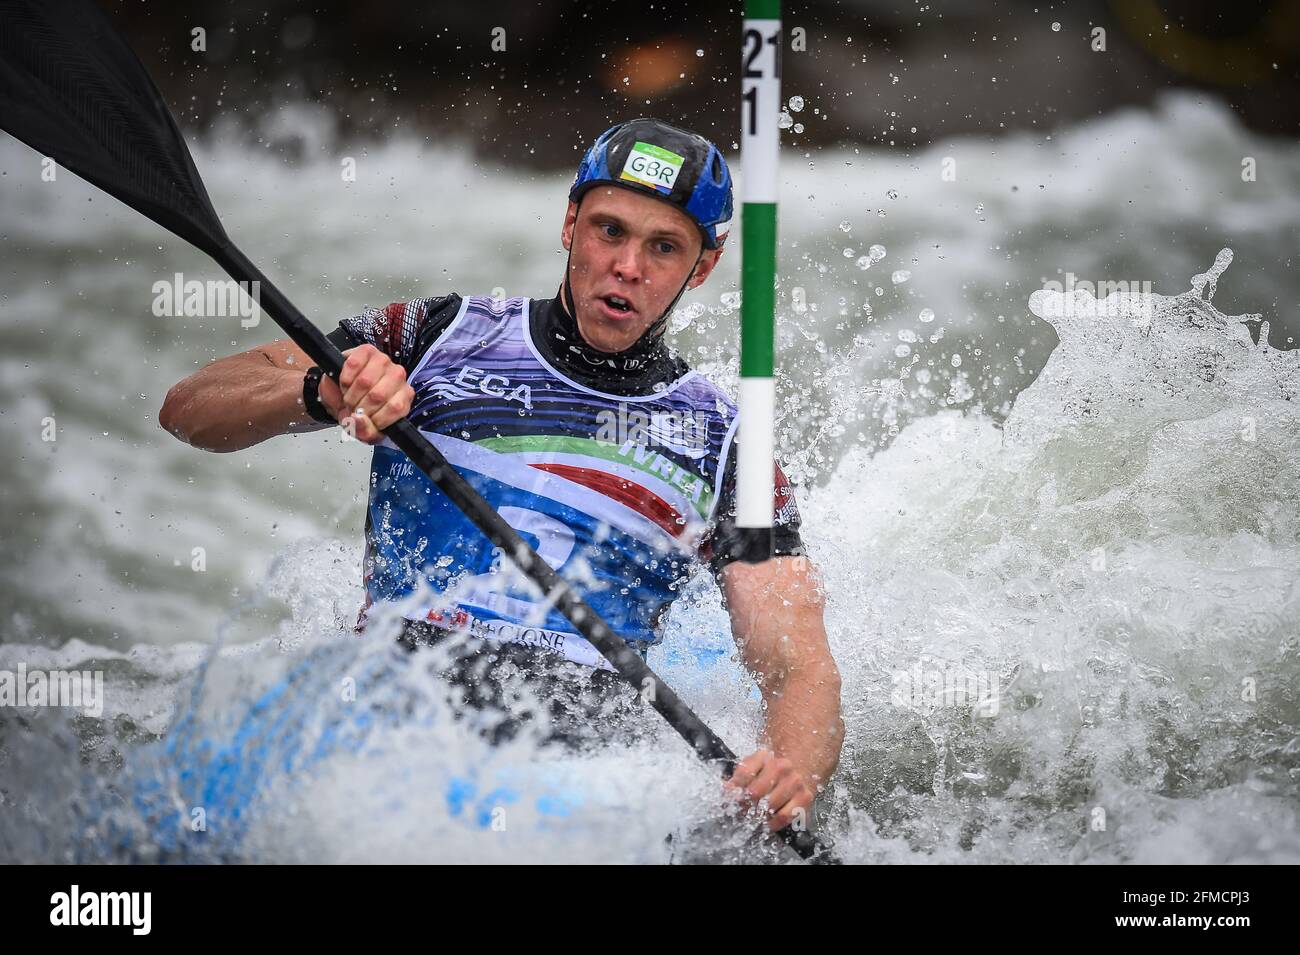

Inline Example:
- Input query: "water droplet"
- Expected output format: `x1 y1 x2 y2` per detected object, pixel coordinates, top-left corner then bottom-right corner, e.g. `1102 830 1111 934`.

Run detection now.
919 308 935 323
950 354 962 367
891 269 911 284
839 220 852 232
894 344 911 358
856 256 872 270
886 188 899 200
869 244 886 262
1051 21 1061 32
788 95 805 112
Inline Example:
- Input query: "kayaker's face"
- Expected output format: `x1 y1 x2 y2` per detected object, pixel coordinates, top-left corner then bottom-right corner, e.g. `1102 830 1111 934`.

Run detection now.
561 186 721 353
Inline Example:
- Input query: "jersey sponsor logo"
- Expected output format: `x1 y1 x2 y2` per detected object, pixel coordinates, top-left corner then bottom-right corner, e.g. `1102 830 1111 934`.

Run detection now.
617 440 709 504
428 365 534 409
774 465 801 524
471 433 716 521
424 605 617 670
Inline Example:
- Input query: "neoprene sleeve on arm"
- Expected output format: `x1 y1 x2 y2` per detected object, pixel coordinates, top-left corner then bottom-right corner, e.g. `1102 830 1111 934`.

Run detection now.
329 294 463 375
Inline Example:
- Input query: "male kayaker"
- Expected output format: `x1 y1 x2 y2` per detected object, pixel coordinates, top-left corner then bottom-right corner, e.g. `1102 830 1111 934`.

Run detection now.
160 118 843 832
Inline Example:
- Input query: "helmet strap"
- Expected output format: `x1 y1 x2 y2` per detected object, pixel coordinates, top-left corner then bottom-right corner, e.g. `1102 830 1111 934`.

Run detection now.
640 246 704 342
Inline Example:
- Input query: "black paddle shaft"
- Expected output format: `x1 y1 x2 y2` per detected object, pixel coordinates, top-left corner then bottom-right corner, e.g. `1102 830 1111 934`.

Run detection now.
0 0 839 863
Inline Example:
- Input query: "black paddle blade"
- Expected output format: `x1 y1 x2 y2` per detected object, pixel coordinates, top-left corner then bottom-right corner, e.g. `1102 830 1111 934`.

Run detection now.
0 0 228 254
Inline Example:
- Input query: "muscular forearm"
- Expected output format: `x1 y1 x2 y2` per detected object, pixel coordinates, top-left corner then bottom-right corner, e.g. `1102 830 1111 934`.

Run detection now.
724 556 844 793
760 666 844 788
160 353 325 452
161 340 414 453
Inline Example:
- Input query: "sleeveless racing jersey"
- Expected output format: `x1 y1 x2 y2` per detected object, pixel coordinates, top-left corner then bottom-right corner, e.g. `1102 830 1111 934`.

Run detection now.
361 294 740 669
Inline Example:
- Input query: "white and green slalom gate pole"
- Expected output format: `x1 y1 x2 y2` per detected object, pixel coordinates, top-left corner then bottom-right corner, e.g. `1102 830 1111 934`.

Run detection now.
737 0 781 561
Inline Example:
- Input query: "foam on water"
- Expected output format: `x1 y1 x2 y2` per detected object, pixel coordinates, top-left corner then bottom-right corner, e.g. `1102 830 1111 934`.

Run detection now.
0 602 771 864
807 251 1300 863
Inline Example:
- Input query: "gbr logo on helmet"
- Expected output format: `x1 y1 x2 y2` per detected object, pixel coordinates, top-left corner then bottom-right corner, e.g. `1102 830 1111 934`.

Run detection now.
620 141 685 194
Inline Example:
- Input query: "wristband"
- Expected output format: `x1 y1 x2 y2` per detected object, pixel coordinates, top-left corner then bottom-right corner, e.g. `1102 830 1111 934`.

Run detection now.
302 366 336 424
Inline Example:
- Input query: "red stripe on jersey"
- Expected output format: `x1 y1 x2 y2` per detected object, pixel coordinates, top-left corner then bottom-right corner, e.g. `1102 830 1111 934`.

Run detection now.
527 463 687 538
381 301 407 355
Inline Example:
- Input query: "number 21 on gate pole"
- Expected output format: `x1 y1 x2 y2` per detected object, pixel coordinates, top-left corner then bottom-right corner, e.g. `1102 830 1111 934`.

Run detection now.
739 1 780 547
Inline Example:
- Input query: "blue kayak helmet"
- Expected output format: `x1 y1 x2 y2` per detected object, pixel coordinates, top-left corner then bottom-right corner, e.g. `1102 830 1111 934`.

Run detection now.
569 118 734 250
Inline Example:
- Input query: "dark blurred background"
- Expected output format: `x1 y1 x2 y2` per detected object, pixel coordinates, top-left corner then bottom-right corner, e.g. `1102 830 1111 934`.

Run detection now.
104 0 1300 164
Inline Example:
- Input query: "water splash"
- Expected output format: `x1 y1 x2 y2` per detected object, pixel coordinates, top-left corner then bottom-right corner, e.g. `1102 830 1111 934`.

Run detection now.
1189 247 1234 301
812 250 1300 863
